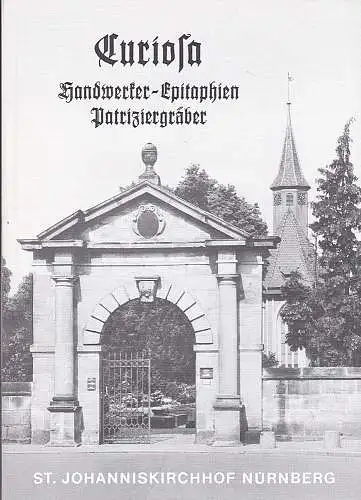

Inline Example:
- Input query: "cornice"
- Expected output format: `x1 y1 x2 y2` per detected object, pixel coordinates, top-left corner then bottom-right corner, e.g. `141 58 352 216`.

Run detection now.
18 238 280 252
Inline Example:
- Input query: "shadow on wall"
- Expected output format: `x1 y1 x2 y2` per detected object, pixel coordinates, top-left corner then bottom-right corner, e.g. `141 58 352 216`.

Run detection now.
276 380 288 437
240 404 249 443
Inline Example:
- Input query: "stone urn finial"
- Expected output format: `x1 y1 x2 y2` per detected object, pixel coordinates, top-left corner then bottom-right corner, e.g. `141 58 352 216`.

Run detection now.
139 143 161 186
142 143 157 167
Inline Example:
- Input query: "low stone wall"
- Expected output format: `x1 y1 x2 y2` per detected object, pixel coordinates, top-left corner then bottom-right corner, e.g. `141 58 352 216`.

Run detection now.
2 382 32 443
262 367 361 440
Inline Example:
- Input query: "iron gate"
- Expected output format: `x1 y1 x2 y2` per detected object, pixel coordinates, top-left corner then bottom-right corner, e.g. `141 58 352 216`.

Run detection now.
102 351 151 443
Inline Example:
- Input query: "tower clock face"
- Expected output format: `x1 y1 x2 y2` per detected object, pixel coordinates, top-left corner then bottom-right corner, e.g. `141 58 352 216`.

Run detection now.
297 192 307 205
273 192 282 206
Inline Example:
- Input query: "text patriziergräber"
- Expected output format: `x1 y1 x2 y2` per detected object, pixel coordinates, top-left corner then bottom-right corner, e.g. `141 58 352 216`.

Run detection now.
58 81 240 128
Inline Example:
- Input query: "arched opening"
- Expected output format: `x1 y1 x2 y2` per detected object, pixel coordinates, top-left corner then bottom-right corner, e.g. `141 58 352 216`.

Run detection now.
276 306 308 368
100 298 196 442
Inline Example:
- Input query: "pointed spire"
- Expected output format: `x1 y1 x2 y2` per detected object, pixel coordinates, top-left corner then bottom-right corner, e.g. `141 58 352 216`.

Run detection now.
271 79 310 190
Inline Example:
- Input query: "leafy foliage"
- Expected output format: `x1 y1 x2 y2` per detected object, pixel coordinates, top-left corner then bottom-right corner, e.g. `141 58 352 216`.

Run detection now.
1 257 11 305
2 273 33 381
163 382 196 404
102 298 195 393
281 121 361 366
262 351 279 368
175 164 268 237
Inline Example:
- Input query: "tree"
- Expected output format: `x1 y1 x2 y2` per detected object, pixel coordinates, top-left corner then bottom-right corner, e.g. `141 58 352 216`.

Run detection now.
281 121 361 366
1 257 11 305
1 258 12 370
175 164 268 237
262 351 279 368
2 273 33 381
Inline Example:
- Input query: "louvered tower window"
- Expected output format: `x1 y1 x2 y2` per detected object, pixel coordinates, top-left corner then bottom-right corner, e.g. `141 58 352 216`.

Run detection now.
286 193 294 206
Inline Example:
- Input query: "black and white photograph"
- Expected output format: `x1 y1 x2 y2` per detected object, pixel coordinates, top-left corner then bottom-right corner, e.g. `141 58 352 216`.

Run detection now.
2 0 361 498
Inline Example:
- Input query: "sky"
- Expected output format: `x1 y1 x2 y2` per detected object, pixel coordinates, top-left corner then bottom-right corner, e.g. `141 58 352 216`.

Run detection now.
2 0 361 291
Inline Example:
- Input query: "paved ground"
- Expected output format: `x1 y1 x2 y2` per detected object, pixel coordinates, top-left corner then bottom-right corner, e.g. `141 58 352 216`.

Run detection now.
3 435 361 500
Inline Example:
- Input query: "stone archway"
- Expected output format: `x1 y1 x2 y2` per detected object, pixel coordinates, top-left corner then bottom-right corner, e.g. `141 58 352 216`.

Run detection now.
99 296 197 442
83 280 213 346
79 279 215 444
20 157 276 446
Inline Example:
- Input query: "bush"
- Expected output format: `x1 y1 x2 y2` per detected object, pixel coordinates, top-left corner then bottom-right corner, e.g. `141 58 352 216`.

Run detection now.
262 351 279 368
150 390 165 406
163 382 195 403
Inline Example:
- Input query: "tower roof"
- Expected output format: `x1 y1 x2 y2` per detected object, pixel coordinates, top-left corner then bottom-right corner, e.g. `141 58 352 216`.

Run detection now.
271 104 310 190
264 209 315 291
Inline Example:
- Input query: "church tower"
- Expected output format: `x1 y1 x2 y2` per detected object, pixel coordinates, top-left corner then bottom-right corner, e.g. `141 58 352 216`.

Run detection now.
263 89 314 368
271 102 310 235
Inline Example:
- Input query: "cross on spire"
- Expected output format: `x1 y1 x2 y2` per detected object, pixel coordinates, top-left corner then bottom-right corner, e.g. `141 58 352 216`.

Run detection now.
287 72 293 105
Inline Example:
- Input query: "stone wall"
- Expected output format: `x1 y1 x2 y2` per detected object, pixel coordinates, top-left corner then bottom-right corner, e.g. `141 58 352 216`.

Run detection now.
263 368 361 440
2 382 32 443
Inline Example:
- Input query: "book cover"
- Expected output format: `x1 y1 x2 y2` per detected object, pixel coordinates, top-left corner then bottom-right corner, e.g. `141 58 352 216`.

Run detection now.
2 1 361 499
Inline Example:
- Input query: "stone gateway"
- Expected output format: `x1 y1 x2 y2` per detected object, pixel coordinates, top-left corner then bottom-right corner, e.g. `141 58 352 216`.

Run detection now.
19 143 278 446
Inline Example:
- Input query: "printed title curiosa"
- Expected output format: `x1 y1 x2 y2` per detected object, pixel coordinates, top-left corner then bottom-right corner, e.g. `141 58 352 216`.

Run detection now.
94 34 201 72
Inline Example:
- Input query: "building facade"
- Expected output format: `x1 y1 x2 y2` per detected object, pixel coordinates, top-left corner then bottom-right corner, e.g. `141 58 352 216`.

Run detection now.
19 144 278 446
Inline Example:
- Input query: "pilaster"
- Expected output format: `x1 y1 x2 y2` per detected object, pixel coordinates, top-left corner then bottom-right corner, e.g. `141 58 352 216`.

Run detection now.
213 250 242 445
48 251 81 446
239 252 264 441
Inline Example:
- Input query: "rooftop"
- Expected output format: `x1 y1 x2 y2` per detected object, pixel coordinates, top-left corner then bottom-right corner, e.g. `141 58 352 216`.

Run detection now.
271 104 310 191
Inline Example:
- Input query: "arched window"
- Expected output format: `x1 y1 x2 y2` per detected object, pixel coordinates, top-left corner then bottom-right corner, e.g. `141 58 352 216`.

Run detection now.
277 306 306 368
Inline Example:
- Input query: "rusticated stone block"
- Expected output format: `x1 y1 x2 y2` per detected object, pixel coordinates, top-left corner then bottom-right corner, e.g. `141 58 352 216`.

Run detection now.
32 430 50 444
262 369 361 440
5 425 31 442
260 431 276 448
324 430 341 449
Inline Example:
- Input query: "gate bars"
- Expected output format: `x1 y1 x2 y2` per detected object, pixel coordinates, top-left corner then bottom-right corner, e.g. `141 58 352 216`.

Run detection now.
102 351 151 443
